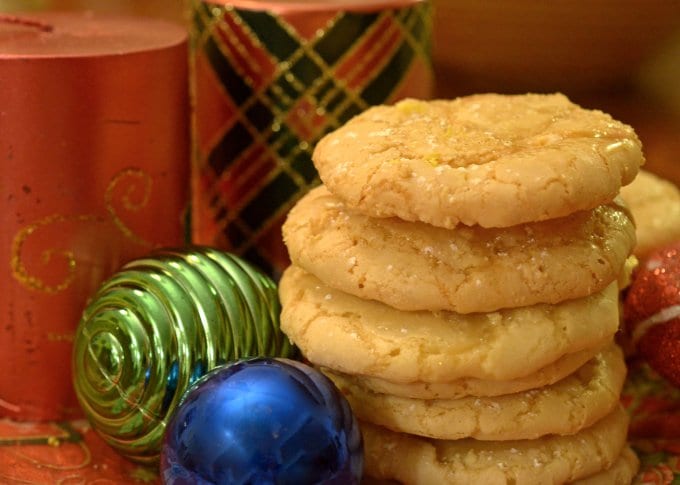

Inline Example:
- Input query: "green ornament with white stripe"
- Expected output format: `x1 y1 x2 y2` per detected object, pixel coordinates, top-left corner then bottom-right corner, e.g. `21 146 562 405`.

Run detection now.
72 246 297 464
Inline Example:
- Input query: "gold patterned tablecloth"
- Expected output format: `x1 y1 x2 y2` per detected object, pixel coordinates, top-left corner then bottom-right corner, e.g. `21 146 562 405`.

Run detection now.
1 359 680 485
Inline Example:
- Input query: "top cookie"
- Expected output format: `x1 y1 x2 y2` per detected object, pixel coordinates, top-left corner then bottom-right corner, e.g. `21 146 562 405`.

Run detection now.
313 94 643 228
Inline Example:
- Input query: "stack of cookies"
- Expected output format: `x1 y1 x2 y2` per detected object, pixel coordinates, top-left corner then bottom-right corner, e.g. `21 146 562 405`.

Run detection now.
280 94 643 484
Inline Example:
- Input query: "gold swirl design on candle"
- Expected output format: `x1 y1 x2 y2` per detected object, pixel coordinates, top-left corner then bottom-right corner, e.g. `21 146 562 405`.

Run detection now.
104 168 154 249
10 168 156 294
10 214 104 294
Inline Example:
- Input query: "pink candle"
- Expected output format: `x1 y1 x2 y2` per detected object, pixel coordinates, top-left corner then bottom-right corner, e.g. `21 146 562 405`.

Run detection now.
0 12 189 421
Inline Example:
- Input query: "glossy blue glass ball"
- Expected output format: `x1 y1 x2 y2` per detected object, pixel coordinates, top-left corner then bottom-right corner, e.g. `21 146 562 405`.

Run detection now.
160 358 363 485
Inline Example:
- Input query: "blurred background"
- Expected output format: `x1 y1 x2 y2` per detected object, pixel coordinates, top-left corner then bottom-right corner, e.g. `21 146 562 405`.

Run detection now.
2 0 679 184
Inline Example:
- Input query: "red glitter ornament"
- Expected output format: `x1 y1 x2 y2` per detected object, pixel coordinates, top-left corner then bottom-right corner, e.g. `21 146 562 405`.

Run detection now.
624 242 680 387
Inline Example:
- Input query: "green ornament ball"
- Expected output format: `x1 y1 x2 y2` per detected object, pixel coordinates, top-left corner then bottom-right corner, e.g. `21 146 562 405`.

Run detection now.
72 246 297 464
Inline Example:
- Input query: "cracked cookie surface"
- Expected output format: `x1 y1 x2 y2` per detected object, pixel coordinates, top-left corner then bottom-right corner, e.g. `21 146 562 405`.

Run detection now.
279 266 620 383
283 185 635 313
325 344 625 441
573 446 638 485
313 94 643 228
361 406 632 485
332 344 603 400
620 169 680 257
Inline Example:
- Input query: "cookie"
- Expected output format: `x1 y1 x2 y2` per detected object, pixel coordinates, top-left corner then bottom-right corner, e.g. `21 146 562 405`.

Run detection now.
361 446 638 485
279 266 620 383
573 446 638 485
326 345 625 441
362 405 629 485
283 185 635 313
313 94 643 229
620 169 680 257
332 344 604 400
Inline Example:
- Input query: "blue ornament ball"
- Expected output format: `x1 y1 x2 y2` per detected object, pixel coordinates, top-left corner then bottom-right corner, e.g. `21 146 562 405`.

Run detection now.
160 358 363 485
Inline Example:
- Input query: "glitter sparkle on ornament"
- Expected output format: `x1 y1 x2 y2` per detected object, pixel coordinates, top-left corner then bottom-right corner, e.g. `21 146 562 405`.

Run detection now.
160 358 363 485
